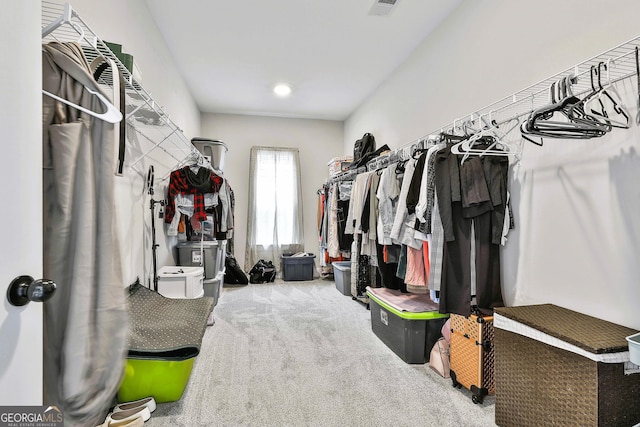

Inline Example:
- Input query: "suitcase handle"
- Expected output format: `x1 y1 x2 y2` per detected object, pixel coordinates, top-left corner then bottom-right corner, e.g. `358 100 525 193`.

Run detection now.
476 339 492 352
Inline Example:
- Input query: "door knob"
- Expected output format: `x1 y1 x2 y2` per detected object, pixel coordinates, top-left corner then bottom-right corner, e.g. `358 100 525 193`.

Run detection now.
6 275 57 306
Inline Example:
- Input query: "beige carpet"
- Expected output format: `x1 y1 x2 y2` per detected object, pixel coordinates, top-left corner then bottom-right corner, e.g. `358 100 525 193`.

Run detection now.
144 279 497 427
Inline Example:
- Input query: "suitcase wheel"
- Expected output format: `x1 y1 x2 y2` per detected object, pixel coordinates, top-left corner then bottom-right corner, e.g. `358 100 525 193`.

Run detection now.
450 371 462 389
470 385 488 404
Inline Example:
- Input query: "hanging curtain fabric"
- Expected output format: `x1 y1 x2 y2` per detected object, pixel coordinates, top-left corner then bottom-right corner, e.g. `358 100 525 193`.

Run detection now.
245 146 304 271
42 42 127 426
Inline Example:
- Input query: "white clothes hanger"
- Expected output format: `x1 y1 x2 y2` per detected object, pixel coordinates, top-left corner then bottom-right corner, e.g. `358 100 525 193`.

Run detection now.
43 88 123 124
42 2 123 124
451 116 521 163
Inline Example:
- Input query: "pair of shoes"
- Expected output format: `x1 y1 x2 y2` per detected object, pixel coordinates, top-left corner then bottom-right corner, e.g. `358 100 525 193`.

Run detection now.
113 397 157 415
102 406 150 426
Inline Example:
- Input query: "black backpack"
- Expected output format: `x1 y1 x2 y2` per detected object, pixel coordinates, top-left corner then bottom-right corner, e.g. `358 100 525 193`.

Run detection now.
224 252 249 285
350 133 375 169
249 260 276 284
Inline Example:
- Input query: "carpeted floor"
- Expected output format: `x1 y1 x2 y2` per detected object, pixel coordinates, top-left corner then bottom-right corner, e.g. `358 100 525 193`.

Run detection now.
145 279 497 427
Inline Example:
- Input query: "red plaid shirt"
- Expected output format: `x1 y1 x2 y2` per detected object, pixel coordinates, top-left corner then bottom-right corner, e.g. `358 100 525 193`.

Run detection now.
164 166 223 223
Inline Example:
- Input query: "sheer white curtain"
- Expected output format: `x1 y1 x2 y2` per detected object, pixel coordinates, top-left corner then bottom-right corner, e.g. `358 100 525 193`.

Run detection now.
245 146 304 271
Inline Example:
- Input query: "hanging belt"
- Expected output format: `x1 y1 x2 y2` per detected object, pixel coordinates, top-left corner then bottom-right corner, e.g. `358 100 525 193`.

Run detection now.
92 58 127 174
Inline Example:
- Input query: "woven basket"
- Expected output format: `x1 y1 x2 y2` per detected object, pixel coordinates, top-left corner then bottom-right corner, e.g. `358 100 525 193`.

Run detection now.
495 304 640 427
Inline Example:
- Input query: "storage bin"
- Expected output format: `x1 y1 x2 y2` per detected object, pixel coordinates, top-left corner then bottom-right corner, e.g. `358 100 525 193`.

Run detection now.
118 357 194 403
366 287 448 364
281 254 316 281
626 332 640 365
157 266 204 299
191 138 228 172
177 241 223 280
332 261 351 295
327 156 353 176
203 271 224 307
494 304 640 427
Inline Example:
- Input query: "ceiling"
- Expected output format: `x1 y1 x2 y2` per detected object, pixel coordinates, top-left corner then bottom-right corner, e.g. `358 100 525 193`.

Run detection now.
145 0 462 121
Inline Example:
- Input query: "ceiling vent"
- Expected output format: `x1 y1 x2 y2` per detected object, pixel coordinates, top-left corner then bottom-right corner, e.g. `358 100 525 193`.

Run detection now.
369 0 400 16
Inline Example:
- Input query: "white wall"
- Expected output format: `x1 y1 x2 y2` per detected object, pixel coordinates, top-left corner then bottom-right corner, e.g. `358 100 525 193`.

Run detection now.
201 113 344 271
49 0 203 286
345 0 640 329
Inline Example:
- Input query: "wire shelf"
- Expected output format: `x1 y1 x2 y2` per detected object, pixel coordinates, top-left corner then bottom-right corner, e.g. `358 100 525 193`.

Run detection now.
41 1 202 172
380 34 640 169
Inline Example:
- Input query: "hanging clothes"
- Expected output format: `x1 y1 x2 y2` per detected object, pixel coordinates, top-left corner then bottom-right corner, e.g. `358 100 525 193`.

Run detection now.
435 145 507 316
42 41 127 426
376 163 402 245
336 187 353 251
164 165 223 223
390 158 423 249
327 183 341 258
415 143 447 234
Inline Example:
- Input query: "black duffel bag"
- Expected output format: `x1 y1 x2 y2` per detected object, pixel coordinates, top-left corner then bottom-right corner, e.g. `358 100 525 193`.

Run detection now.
248 259 276 284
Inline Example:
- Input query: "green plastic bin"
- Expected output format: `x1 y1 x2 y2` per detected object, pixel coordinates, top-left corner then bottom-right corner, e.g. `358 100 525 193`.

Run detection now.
117 357 195 403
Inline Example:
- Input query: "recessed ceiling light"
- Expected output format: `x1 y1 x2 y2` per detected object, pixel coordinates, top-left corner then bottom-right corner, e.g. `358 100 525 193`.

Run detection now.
273 83 292 97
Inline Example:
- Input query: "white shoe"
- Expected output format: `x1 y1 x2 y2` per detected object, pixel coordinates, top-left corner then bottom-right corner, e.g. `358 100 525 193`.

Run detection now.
105 406 151 424
97 414 145 426
113 397 157 414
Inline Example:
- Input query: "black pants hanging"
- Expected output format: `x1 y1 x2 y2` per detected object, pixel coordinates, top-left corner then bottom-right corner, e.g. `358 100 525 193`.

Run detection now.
439 202 503 317
336 199 353 251
375 242 406 292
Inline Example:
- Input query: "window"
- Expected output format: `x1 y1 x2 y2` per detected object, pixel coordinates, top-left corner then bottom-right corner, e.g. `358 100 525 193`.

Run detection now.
245 147 304 270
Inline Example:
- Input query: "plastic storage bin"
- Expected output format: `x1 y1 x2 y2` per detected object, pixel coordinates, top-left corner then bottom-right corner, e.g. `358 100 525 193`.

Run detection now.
626 332 640 365
191 138 228 172
332 261 351 295
157 266 204 299
177 241 224 280
118 357 194 403
281 254 316 281
366 288 448 364
203 271 224 307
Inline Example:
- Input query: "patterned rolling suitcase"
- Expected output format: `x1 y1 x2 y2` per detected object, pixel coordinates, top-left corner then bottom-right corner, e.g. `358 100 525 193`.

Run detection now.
449 313 495 404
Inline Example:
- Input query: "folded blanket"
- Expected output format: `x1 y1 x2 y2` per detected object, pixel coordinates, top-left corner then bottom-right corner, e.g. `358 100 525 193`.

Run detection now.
366 286 438 313
127 284 214 360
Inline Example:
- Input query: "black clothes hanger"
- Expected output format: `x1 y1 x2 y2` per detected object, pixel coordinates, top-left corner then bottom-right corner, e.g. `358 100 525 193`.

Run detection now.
585 61 630 128
521 72 611 145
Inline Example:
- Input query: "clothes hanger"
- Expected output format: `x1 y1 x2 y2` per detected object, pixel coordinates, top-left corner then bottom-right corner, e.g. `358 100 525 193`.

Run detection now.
452 117 521 163
563 71 612 131
42 88 123 124
42 4 123 124
521 73 610 145
583 61 630 128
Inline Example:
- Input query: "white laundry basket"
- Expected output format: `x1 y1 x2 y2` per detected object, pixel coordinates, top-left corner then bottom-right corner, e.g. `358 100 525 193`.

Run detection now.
157 266 204 299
